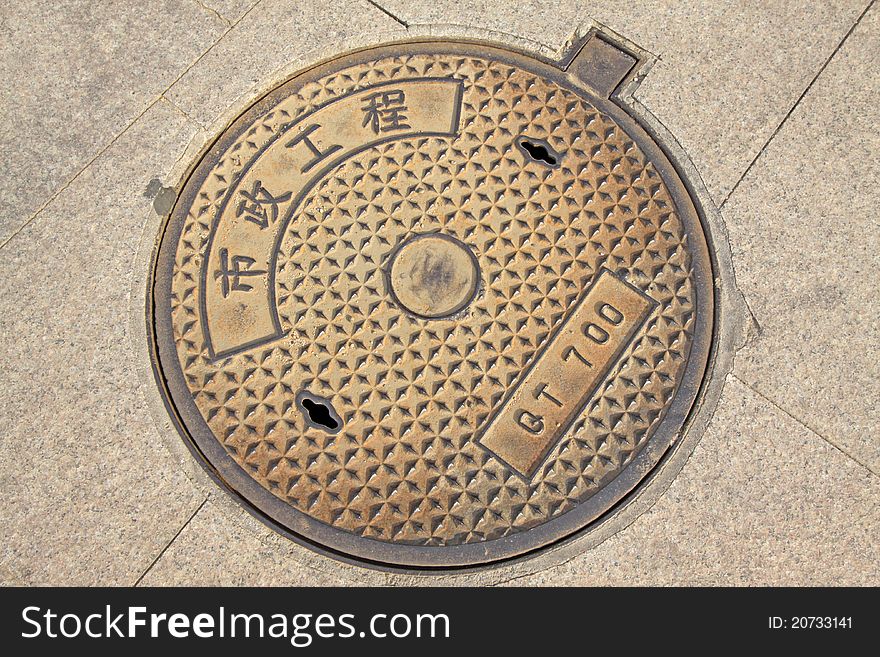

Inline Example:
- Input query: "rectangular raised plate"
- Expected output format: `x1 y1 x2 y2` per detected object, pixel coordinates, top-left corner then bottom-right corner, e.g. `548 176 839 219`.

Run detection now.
479 269 656 478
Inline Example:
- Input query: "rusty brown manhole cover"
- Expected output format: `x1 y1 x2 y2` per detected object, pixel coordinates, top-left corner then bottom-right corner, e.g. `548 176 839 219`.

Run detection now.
150 33 714 568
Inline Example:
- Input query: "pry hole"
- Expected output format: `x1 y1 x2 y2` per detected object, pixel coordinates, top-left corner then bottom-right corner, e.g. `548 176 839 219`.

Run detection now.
300 397 340 431
517 138 558 166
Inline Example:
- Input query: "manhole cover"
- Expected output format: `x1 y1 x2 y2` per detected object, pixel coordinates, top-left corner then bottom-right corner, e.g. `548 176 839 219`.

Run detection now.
151 33 714 568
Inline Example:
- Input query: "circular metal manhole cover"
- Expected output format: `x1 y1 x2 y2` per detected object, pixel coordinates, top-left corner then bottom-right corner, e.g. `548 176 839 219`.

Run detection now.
151 34 714 569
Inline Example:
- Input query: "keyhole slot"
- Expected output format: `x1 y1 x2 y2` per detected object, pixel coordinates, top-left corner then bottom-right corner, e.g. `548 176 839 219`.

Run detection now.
296 392 342 433
516 137 560 166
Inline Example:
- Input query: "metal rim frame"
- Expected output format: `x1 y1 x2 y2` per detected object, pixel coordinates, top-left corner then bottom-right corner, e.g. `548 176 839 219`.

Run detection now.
148 37 716 571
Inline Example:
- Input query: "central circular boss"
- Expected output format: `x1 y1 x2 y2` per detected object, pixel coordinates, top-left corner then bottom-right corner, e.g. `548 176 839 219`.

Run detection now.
387 233 480 318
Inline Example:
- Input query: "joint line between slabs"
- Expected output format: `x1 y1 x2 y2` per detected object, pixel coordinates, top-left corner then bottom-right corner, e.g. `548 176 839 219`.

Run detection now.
133 497 209 586
365 0 408 27
730 374 878 477
0 94 164 251
720 0 877 209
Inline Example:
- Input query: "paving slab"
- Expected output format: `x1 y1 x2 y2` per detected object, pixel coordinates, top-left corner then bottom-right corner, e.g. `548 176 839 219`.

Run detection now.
165 0 407 129
199 0 260 24
501 376 880 586
0 101 205 586
0 0 227 245
138 499 367 586
375 0 579 46
376 0 867 202
725 3 880 473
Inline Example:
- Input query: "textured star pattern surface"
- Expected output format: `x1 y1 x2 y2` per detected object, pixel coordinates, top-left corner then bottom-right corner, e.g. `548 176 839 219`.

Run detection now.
169 54 695 545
